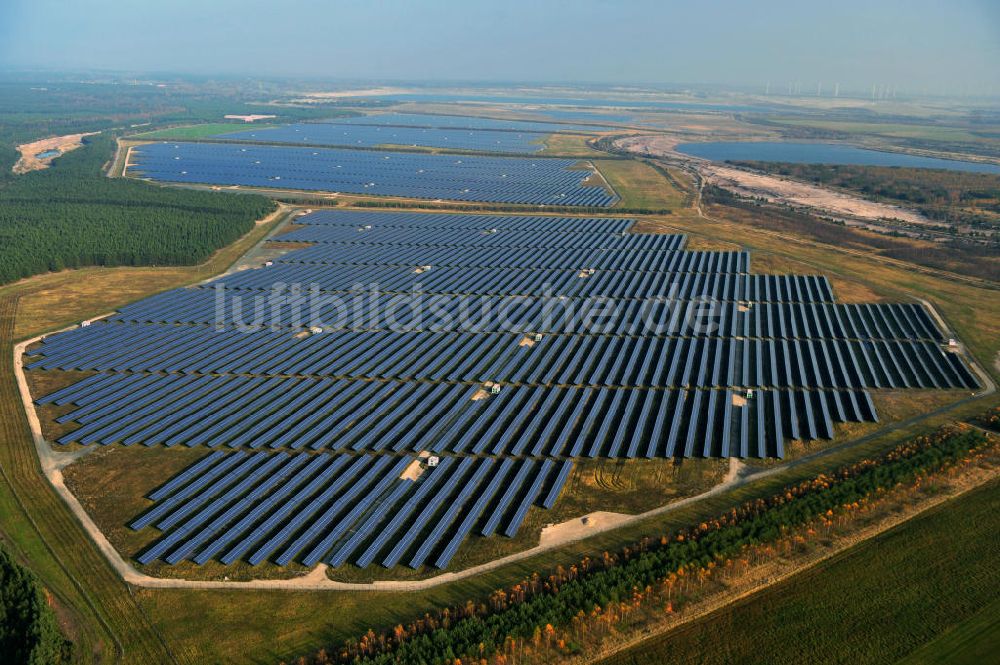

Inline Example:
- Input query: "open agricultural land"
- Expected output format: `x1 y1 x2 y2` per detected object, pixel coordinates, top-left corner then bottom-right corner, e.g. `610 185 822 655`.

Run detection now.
0 77 998 665
597 474 1000 665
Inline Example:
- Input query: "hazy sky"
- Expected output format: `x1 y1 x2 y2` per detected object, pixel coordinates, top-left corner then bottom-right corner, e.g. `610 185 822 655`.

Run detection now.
2 0 998 94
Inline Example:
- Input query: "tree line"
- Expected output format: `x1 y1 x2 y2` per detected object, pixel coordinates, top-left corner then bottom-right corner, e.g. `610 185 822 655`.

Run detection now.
0 545 72 664
293 426 990 665
0 134 275 285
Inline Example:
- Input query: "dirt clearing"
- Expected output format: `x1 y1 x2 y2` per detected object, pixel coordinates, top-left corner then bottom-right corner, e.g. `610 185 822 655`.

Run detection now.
14 132 100 174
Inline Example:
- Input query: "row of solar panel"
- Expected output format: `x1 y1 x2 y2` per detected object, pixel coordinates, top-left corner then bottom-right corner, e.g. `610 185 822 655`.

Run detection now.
276 225 684 250
28 324 972 390
272 244 744 273
43 372 871 458
291 211 635 233
132 451 572 569
306 113 613 133
218 123 548 153
113 290 943 342
130 143 618 206
209 265 832 300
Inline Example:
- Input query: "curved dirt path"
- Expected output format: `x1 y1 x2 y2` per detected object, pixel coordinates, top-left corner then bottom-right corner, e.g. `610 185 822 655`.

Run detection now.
11 199 995 592
12 353 756 591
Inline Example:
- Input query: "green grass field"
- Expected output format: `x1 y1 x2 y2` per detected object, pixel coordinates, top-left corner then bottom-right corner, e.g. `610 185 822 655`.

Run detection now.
133 123 276 140
896 596 1000 665
598 478 1000 665
537 132 605 156
593 159 686 209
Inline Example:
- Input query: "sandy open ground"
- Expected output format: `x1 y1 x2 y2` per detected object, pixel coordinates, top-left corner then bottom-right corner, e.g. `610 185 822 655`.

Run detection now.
14 131 100 174
289 87 410 103
701 163 929 225
615 134 931 226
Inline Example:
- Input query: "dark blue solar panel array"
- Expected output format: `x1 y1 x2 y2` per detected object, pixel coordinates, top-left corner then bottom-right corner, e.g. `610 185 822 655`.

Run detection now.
131 451 572 569
40 374 877 459
28 210 978 570
217 123 547 153
302 113 612 132
129 143 617 206
279 211 635 232
26 324 971 390
213 262 777 297
111 287 944 338
275 223 683 249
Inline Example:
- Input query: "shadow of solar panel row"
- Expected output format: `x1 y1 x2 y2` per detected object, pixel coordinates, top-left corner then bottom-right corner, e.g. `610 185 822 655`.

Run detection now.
28 325 974 390
218 123 548 153
307 113 612 133
271 244 738 272
277 225 685 250
131 451 573 569
130 143 618 206
210 265 826 300
113 288 943 342
44 373 872 457
292 211 635 233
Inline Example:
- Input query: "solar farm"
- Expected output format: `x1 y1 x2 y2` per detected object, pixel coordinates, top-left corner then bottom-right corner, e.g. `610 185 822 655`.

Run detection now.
129 142 617 205
279 112 616 132
217 122 548 153
25 210 978 572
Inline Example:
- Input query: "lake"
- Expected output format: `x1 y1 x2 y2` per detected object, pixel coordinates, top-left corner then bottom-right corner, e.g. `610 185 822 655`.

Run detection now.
675 141 1000 174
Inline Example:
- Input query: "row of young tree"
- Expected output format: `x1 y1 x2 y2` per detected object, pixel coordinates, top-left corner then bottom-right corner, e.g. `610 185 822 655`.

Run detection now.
971 406 1000 434
0 134 275 285
0 545 72 664
297 426 990 665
